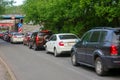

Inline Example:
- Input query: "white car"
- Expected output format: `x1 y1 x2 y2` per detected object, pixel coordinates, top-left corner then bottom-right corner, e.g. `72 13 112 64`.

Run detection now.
45 33 80 57
10 32 24 43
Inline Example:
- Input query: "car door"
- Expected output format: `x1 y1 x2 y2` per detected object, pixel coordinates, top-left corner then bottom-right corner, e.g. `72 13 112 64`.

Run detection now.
76 31 92 63
85 31 101 65
46 35 57 52
29 32 37 46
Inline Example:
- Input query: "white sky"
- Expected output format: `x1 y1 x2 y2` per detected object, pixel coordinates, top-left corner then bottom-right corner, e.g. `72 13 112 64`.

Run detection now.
13 0 24 6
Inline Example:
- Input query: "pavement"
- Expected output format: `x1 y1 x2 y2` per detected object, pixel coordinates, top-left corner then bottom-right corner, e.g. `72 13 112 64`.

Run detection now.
0 57 16 80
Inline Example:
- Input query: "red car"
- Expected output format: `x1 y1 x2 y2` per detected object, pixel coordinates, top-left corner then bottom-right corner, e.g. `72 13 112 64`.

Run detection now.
29 30 52 50
23 32 32 45
0 32 4 38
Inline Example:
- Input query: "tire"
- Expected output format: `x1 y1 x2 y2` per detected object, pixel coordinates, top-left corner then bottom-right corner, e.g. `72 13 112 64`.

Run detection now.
95 57 107 76
45 46 49 54
33 43 38 51
71 53 78 66
23 42 25 45
10 38 13 43
54 48 59 57
28 43 32 49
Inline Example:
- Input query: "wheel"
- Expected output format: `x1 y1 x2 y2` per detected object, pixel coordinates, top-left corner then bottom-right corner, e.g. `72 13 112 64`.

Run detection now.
33 43 38 51
10 38 13 43
95 57 107 76
71 53 78 66
23 42 25 45
45 46 49 54
28 43 32 49
54 48 59 57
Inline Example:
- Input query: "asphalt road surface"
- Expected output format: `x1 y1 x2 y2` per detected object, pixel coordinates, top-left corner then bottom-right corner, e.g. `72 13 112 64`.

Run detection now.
0 39 120 80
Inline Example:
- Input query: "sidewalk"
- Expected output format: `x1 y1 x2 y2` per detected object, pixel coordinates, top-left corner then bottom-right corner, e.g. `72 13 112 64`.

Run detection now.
0 62 11 80
0 57 16 80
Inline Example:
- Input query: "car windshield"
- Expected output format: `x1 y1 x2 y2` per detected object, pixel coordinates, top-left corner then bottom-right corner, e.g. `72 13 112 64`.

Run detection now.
13 33 24 36
59 35 78 40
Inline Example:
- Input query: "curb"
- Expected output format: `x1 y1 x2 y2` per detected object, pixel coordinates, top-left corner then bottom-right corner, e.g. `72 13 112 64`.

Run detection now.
0 57 16 80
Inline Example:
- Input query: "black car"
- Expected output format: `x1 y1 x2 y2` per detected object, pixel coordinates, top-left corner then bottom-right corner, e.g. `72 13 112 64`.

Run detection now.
71 27 120 76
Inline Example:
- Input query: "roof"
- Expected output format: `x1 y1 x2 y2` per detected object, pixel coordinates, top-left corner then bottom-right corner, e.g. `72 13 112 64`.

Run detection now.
1 15 24 19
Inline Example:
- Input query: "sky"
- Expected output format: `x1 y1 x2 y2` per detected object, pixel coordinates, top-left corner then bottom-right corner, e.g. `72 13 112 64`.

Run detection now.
13 0 24 6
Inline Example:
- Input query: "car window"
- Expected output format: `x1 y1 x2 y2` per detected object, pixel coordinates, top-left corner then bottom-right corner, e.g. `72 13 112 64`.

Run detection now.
49 35 56 41
99 31 107 42
89 31 100 42
112 30 120 43
31 32 37 38
81 31 92 42
38 33 46 36
13 33 24 36
59 35 78 40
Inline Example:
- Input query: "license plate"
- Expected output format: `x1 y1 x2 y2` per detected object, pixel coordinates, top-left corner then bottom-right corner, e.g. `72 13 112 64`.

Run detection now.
68 42 75 46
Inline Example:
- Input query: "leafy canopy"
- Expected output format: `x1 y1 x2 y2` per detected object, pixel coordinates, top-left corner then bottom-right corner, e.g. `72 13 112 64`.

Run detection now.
23 0 120 36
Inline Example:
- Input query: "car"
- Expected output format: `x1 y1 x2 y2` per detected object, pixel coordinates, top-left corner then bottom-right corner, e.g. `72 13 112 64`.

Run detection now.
71 27 120 76
23 32 32 45
6 31 17 42
0 32 4 38
3 31 9 41
45 33 80 57
10 32 24 43
28 30 52 50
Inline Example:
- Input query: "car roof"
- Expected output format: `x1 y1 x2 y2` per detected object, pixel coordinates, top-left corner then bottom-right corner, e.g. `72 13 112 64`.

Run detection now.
89 27 120 32
55 33 76 35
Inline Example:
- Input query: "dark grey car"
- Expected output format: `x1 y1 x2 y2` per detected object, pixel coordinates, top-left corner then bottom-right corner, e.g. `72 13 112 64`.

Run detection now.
71 27 120 76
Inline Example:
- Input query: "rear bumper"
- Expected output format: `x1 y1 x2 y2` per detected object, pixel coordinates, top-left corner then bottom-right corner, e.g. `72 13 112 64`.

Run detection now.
57 47 72 54
103 56 120 69
12 38 23 43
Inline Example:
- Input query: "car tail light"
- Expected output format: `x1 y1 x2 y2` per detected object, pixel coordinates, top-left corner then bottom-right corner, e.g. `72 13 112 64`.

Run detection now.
36 36 39 41
36 35 39 44
110 45 118 56
27 37 30 40
59 41 64 46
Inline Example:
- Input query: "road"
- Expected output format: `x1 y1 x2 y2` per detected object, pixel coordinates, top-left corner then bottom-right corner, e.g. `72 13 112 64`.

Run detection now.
0 39 120 80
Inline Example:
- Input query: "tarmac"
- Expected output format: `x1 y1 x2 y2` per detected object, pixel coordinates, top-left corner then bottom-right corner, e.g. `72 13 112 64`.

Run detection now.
0 57 16 80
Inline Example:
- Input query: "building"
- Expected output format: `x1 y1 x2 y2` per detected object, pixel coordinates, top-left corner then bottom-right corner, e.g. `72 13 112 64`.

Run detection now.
0 14 24 32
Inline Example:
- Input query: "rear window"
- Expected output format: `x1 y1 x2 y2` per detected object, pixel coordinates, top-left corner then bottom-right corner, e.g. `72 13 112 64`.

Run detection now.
112 30 120 43
38 33 46 36
59 35 78 40
13 33 24 36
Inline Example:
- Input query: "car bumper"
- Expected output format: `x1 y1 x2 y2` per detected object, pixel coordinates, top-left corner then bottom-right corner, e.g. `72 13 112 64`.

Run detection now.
103 56 120 69
57 46 72 54
12 38 23 43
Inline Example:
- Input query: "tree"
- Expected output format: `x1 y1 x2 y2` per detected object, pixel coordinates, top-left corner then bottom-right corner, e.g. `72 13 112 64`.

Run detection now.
23 0 120 36
0 0 15 14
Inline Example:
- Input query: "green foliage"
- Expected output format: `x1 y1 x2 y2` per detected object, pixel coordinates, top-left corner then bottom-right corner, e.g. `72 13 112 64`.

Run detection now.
0 0 15 15
23 0 120 36
5 6 23 14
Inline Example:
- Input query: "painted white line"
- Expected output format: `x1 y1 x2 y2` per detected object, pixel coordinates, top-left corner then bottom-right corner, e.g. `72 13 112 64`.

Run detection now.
0 57 17 80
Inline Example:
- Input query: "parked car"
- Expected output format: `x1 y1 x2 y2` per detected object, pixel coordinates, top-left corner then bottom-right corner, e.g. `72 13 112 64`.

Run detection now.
3 31 9 41
6 31 17 42
23 32 32 45
71 27 120 76
29 30 52 50
10 32 24 43
45 33 80 57
0 32 4 38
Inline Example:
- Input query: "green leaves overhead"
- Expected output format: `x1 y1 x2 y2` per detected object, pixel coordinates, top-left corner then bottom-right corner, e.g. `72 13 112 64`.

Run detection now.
0 0 15 14
23 0 120 36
